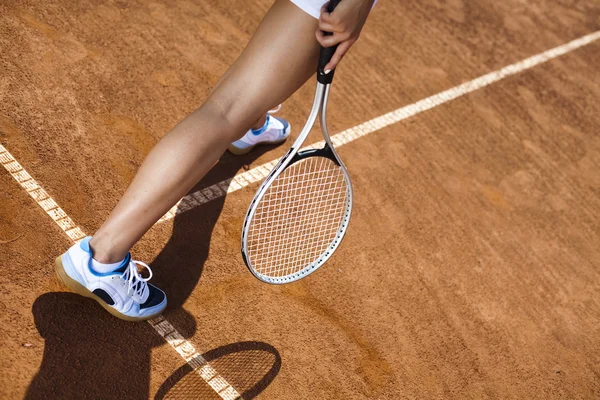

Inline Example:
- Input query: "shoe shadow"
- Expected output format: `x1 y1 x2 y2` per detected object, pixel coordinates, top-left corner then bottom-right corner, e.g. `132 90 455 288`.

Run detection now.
27 145 283 399
27 292 165 400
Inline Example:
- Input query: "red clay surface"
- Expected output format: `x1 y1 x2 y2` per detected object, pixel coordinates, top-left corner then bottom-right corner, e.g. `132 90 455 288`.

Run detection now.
1 0 600 398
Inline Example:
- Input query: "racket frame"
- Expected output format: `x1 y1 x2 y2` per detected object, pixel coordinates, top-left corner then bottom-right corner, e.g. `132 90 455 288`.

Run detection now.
241 82 353 284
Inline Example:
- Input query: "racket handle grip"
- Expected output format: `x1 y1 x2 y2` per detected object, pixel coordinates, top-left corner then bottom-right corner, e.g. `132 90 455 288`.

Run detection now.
317 0 342 85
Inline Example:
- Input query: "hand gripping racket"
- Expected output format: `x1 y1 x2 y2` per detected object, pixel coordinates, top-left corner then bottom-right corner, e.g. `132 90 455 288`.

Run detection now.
241 0 352 284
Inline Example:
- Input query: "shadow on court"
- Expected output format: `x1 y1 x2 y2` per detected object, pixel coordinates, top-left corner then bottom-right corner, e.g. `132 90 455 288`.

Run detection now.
155 341 281 400
26 146 282 399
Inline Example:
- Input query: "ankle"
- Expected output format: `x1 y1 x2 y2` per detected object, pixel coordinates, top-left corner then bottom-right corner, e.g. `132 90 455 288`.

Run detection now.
89 235 128 264
251 114 267 131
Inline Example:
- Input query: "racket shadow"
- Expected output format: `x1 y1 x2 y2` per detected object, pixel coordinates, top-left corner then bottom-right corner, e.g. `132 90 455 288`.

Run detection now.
26 144 283 399
154 341 281 400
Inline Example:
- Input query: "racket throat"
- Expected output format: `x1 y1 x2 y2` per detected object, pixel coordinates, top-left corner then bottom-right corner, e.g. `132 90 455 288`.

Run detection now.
290 144 340 166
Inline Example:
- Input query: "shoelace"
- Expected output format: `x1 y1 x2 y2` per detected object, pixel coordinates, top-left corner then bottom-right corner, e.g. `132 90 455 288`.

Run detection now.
121 260 153 299
268 104 282 114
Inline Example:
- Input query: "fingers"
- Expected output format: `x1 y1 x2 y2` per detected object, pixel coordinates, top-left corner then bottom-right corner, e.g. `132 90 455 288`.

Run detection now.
318 3 346 33
316 0 367 71
319 3 335 23
323 39 353 72
315 29 350 48
317 19 340 34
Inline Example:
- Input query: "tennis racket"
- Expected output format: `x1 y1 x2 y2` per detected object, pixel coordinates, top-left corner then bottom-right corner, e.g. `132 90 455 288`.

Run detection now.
241 0 353 284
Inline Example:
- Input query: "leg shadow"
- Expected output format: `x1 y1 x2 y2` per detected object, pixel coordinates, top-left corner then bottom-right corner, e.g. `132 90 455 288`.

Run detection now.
27 145 281 399
149 146 274 309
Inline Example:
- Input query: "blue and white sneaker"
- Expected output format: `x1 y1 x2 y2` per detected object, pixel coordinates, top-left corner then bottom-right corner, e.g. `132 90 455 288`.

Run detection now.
228 112 291 155
55 237 167 322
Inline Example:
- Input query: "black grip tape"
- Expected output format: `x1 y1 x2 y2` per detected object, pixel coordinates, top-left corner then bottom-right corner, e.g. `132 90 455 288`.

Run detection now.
317 0 342 84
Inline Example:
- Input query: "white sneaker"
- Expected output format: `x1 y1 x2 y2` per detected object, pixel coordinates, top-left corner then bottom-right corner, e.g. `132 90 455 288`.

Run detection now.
55 237 167 322
228 113 291 156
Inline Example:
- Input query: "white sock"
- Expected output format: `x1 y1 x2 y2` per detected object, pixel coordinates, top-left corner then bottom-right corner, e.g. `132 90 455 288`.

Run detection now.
91 258 125 273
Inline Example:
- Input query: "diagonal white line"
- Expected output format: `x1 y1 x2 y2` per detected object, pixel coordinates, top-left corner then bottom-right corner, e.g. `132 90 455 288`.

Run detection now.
156 30 600 223
0 144 242 400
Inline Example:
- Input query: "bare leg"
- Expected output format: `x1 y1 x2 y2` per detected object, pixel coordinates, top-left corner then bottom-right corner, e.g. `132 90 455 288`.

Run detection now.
90 0 320 262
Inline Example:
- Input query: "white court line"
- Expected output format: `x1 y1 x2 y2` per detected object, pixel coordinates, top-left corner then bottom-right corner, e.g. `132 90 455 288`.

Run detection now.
0 144 242 400
157 30 600 223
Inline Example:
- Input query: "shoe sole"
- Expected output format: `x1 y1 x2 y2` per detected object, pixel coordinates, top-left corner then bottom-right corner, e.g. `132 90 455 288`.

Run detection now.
228 123 292 156
227 136 288 156
55 255 160 322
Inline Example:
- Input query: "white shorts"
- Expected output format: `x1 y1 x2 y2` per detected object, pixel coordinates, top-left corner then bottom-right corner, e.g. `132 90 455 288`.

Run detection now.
289 0 376 19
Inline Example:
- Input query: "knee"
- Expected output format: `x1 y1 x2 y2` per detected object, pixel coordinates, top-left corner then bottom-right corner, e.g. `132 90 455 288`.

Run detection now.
201 95 266 142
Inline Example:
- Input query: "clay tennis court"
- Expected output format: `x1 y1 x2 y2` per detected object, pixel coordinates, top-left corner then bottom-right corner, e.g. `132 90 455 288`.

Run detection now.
1 0 599 398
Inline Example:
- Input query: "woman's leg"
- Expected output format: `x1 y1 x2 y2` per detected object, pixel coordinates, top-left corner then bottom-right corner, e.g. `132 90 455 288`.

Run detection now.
90 0 321 263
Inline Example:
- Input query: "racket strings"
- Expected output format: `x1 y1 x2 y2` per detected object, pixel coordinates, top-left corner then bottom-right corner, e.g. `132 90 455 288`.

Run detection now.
247 156 348 278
